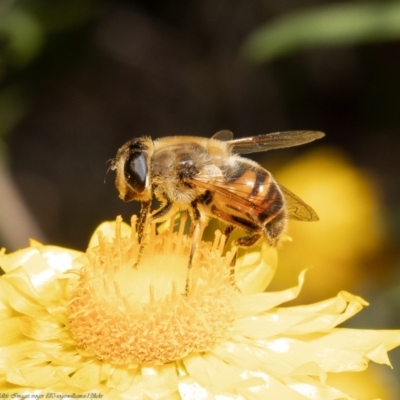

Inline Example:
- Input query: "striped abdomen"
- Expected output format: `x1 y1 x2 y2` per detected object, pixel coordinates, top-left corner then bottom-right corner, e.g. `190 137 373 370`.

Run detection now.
207 162 286 233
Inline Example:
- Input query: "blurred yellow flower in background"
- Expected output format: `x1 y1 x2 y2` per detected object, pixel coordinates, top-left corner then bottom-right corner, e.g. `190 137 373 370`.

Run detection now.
272 147 387 303
0 215 399 399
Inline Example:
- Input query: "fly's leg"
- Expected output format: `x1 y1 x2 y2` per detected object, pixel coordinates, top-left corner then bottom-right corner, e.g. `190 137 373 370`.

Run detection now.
134 200 151 268
223 225 234 241
136 198 173 267
150 198 173 221
185 201 207 295
223 225 237 284
209 206 263 288
137 200 151 244
234 232 263 248
228 232 262 290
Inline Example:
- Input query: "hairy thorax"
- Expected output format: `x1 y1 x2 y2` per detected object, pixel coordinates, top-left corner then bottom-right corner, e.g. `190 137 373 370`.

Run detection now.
151 141 212 205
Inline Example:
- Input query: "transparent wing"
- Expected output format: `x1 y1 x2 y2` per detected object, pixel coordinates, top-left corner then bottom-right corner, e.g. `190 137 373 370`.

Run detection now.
279 185 319 221
189 175 319 222
227 130 325 154
191 175 265 214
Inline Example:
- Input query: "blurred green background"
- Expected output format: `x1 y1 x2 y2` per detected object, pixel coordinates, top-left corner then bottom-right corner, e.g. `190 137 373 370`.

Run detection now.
1 0 400 397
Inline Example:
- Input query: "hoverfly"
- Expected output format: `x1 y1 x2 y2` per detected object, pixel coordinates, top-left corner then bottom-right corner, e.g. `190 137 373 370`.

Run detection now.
112 130 324 268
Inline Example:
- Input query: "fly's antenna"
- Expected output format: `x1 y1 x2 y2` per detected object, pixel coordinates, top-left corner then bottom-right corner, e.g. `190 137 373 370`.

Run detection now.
104 158 115 184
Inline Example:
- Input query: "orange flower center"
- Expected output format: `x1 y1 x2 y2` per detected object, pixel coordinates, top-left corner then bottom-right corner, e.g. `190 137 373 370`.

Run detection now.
67 216 238 364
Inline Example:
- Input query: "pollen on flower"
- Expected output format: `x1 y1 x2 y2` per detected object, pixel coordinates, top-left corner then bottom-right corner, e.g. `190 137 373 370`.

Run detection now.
67 214 238 365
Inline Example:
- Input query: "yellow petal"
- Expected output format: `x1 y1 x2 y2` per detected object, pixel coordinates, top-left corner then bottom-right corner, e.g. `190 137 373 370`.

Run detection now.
17 316 65 341
7 363 63 387
232 312 305 339
0 317 25 346
236 242 278 294
178 377 214 400
88 219 133 247
0 247 41 274
0 244 81 307
237 371 313 400
236 269 306 318
107 364 138 392
1 267 50 319
0 245 81 275
281 292 368 334
59 362 101 390
306 329 400 370
283 376 356 400
141 365 179 399
213 323 400 382
119 364 179 399
184 353 309 399
0 285 16 319
365 343 392 366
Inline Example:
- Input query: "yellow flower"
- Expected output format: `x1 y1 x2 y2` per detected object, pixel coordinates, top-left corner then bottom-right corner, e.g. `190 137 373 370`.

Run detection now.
273 147 386 302
0 216 399 399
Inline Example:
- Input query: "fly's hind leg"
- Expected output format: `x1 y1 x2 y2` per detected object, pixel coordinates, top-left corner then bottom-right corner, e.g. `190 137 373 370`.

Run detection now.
137 200 152 244
210 209 262 288
223 225 234 241
234 232 263 248
229 231 262 290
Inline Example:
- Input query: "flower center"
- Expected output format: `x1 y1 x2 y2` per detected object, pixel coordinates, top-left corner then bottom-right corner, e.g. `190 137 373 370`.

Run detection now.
67 215 238 364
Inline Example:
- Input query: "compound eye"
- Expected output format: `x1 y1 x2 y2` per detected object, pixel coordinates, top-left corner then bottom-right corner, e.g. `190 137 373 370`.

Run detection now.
124 151 148 193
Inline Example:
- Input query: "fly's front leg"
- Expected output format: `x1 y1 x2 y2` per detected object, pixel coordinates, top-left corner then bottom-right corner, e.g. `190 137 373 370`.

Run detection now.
149 198 173 222
135 200 151 268
136 198 173 267
140 195 174 242
137 200 151 244
135 201 151 268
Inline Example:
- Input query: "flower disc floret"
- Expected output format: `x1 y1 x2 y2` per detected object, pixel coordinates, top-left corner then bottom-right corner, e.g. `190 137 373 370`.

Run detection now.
67 216 238 364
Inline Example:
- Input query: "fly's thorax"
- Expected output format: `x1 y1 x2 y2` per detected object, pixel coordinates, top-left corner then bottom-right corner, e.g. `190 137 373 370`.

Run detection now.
150 143 206 205
205 137 230 166
150 137 232 209
153 136 229 166
152 141 206 174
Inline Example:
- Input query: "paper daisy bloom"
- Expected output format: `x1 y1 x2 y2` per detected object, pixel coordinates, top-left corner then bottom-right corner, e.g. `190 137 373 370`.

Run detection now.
0 215 400 399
